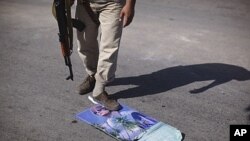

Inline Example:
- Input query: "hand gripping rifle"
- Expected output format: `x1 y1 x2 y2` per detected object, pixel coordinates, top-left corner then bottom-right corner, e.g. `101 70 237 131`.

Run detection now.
52 0 85 81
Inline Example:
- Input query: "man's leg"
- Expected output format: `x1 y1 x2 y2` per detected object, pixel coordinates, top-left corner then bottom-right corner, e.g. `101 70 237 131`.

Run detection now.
93 2 124 97
76 3 99 76
91 2 124 111
75 3 99 94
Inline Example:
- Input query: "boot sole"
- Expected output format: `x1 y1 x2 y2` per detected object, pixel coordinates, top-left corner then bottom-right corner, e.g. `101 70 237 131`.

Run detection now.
88 96 122 111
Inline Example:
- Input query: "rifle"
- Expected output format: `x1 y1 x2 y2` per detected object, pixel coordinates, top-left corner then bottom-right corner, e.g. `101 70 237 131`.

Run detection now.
52 0 85 81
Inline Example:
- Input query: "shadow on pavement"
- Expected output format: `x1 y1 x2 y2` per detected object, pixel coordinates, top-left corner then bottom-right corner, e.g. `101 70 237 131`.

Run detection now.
246 105 250 122
110 63 250 99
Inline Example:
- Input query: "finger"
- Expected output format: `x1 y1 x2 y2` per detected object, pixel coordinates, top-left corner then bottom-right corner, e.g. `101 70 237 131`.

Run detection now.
123 16 128 27
119 15 123 22
120 11 124 20
119 12 124 25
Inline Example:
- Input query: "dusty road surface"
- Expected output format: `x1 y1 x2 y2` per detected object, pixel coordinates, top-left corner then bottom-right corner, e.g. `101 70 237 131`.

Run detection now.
0 0 250 141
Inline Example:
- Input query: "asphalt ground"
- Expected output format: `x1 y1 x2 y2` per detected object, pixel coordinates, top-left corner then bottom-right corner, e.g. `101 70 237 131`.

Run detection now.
0 0 250 141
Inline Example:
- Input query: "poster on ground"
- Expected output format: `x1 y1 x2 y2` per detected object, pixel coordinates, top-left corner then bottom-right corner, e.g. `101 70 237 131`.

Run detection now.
76 104 183 141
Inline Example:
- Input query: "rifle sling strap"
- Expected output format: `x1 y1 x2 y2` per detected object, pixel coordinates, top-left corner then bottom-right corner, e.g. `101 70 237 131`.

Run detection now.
81 1 100 25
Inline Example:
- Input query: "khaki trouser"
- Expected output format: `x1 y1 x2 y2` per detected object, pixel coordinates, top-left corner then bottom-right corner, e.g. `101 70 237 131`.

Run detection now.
76 0 124 96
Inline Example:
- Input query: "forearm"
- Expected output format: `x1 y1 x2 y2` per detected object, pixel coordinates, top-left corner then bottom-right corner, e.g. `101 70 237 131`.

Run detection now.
125 0 136 9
